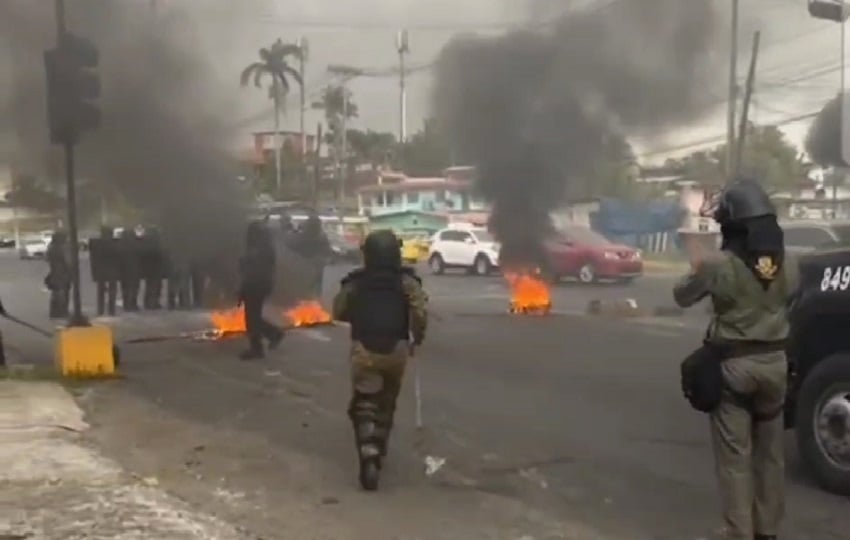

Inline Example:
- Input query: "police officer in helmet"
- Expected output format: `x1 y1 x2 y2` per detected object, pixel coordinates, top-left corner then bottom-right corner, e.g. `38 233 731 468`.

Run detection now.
675 178 798 540
332 229 428 491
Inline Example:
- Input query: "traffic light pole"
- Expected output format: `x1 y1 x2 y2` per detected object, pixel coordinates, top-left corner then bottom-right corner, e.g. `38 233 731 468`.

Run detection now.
54 0 88 327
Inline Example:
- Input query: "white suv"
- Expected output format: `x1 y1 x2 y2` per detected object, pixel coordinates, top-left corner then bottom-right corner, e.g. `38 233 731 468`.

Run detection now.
427 226 500 276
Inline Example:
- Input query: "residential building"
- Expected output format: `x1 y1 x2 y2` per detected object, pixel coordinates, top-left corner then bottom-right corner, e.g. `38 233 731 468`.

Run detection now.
357 169 488 217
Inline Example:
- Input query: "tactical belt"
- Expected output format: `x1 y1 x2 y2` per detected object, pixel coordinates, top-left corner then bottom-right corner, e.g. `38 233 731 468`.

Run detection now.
709 339 787 422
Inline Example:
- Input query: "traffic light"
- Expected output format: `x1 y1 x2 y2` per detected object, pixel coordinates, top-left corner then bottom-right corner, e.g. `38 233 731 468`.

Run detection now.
44 32 101 146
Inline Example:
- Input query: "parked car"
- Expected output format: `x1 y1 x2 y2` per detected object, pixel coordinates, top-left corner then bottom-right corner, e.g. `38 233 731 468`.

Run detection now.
398 229 436 265
784 246 850 496
781 220 850 255
18 237 49 259
427 224 500 276
0 237 16 249
541 226 643 284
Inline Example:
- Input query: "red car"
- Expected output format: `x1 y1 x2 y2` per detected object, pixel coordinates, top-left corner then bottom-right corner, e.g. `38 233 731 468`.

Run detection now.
543 226 643 284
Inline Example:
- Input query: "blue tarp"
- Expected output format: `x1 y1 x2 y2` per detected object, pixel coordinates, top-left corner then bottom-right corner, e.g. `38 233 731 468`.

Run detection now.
592 198 683 237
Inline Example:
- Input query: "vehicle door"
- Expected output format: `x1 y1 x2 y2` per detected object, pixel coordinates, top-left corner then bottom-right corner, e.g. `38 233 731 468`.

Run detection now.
455 231 478 266
554 234 585 274
437 230 462 264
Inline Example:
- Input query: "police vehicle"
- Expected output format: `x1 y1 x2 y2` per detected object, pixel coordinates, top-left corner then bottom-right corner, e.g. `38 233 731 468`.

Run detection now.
785 247 850 496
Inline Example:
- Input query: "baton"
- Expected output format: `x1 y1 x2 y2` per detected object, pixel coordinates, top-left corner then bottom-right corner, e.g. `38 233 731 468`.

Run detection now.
410 344 423 430
1 313 54 338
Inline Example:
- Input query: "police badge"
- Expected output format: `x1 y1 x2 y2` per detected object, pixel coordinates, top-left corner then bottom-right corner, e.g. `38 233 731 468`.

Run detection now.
755 256 778 280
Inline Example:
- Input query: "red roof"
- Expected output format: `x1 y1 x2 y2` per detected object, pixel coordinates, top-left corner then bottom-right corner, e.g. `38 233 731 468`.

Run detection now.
358 179 471 194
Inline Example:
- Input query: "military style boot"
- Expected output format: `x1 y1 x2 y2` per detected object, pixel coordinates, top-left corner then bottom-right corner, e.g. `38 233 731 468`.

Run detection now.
356 421 381 491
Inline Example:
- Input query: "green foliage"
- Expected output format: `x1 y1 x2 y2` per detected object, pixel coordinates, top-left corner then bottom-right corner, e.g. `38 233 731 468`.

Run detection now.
239 38 303 101
346 129 396 166
396 118 453 176
665 123 804 192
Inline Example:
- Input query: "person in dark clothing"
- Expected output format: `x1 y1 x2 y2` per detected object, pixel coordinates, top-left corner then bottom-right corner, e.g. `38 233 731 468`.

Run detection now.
45 231 71 319
293 213 331 298
189 257 207 309
332 229 428 490
118 228 141 312
238 221 284 360
89 226 119 316
166 249 191 310
140 228 165 310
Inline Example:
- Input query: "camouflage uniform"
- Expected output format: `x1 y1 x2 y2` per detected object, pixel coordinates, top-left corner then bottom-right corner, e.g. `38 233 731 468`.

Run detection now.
674 179 798 540
331 229 428 490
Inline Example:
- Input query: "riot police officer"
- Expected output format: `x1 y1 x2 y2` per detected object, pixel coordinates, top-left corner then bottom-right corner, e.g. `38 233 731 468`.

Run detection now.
293 213 331 298
674 179 797 540
89 226 119 316
45 230 71 319
238 221 284 360
140 227 165 310
331 229 428 491
118 228 141 312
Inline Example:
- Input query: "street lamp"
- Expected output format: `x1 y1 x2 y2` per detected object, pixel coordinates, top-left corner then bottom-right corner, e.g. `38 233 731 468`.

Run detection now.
808 0 850 218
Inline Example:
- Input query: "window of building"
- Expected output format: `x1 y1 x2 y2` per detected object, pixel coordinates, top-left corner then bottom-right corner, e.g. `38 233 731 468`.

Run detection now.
406 191 420 204
386 192 396 206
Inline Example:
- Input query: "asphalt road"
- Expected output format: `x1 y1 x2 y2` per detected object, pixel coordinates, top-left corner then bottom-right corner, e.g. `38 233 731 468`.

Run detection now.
1 255 847 539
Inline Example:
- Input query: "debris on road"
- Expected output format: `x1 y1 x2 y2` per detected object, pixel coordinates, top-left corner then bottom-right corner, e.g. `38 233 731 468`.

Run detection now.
424 455 446 476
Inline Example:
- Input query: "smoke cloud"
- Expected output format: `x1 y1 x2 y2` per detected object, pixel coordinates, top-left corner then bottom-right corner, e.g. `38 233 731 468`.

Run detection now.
805 92 846 168
433 0 726 267
0 0 258 264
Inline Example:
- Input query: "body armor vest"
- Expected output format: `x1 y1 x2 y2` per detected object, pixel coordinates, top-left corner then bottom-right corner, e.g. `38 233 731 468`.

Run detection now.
345 269 410 354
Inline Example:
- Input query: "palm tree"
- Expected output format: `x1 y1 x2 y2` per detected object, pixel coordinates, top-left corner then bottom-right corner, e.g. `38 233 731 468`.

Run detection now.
240 39 303 197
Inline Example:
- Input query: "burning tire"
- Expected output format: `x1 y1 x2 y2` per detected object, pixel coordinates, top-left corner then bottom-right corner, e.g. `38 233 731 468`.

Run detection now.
429 254 446 275
577 263 597 284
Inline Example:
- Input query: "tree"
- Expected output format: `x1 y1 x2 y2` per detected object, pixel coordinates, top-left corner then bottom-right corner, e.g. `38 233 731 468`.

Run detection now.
585 134 640 199
240 38 303 197
346 129 396 167
806 92 844 167
667 123 804 192
397 118 453 176
315 85 359 150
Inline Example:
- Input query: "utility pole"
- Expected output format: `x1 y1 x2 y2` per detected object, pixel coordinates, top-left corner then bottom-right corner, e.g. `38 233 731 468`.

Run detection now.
725 0 739 182
48 0 101 326
297 37 308 162
340 83 349 208
734 32 761 176
396 30 409 144
839 7 845 218
313 122 322 208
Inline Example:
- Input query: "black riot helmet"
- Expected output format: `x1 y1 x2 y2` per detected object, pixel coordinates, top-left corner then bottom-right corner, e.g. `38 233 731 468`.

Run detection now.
713 178 776 225
361 229 402 270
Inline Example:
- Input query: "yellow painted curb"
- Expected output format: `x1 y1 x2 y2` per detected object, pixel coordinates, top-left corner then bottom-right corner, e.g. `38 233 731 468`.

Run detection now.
54 325 116 378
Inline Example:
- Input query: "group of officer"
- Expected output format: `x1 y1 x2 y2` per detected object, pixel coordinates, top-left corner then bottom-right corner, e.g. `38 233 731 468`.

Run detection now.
44 225 207 319
322 176 795 534
234 212 426 490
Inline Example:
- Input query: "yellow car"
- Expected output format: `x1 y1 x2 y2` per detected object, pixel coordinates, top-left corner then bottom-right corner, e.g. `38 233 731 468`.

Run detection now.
399 230 434 264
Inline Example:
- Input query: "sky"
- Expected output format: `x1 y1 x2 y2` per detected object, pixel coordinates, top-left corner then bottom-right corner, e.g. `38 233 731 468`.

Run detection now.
2 0 846 166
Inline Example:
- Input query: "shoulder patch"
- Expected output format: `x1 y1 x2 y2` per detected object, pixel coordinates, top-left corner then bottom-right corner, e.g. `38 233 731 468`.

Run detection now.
754 256 778 280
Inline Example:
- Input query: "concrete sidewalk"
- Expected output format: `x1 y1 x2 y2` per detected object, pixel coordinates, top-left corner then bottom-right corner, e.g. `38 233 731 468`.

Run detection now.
0 381 248 540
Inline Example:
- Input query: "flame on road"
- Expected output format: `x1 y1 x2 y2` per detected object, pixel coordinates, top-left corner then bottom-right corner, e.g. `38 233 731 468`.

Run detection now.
505 271 552 315
285 300 332 327
210 306 247 336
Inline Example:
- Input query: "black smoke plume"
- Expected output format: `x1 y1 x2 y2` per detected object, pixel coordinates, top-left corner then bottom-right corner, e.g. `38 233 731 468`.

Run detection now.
433 0 726 268
805 92 846 167
0 0 255 269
